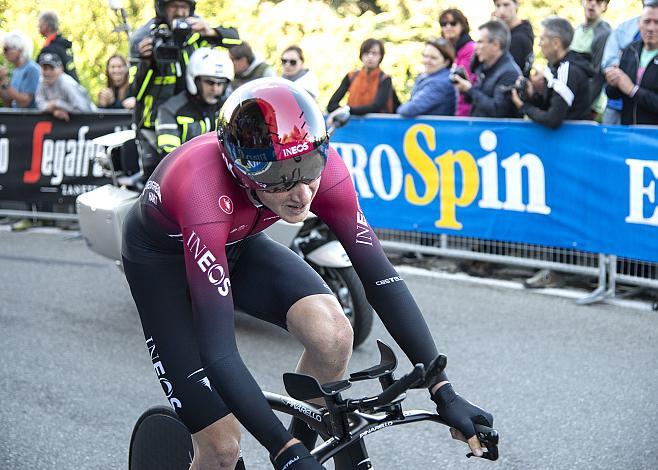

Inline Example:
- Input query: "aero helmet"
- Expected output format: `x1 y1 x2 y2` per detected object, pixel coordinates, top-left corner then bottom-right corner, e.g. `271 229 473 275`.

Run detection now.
155 0 196 20
217 78 329 191
186 47 234 95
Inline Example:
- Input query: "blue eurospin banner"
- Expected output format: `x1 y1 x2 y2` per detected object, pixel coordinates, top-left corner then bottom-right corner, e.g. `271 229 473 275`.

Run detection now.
331 116 658 264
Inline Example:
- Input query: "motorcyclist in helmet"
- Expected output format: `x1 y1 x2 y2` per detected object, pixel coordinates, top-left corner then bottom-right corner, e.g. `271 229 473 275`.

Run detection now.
155 47 234 158
121 78 494 469
129 0 240 179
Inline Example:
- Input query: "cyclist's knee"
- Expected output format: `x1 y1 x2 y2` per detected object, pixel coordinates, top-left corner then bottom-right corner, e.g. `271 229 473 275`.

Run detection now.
288 294 353 360
191 415 241 470
192 436 240 470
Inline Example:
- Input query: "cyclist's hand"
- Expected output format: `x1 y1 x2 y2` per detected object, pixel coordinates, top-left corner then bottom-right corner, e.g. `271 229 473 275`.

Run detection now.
431 383 493 458
272 442 325 469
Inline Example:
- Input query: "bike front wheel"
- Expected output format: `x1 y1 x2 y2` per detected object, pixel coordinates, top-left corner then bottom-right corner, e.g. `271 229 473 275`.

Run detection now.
129 406 193 470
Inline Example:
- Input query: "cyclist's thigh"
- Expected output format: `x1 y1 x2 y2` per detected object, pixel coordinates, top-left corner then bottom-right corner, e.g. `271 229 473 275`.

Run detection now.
228 232 333 329
123 257 232 434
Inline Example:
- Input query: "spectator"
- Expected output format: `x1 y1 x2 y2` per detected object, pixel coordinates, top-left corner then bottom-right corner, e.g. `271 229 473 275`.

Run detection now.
129 0 239 180
452 20 522 118
0 31 40 108
492 0 535 76
439 8 476 116
601 0 647 124
605 1 658 125
97 54 135 109
37 11 79 82
229 41 275 90
156 47 234 157
397 38 456 117
511 16 593 129
280 45 319 99
513 17 594 289
326 38 399 126
570 0 612 119
35 52 93 121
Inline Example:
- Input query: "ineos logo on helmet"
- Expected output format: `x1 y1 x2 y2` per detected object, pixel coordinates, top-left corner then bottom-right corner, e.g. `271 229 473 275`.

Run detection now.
282 142 310 158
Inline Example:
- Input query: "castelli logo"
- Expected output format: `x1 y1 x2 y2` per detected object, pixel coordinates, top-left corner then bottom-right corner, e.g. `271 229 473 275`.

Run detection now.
282 142 310 158
219 195 233 214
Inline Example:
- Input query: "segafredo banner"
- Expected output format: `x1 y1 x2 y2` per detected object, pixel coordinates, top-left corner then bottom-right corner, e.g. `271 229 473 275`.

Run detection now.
331 115 658 263
0 109 131 203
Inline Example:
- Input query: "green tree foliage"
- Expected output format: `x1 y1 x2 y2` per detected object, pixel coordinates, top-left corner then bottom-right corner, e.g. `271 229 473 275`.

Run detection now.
0 0 641 108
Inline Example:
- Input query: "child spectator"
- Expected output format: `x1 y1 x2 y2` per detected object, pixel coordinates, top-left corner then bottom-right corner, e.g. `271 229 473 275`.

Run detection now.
97 54 135 109
397 38 456 117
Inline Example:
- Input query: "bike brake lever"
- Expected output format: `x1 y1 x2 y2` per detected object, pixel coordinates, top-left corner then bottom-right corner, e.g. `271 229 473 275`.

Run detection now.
466 424 499 461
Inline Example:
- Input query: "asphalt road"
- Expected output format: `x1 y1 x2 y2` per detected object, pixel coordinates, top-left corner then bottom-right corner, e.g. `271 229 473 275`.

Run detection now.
1 229 657 469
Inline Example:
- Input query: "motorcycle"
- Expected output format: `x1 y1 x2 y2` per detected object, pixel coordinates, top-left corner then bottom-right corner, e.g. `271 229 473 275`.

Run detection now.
76 122 373 347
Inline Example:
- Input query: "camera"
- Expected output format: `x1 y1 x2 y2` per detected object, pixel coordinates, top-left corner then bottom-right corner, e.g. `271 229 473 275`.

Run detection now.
449 66 468 83
500 77 529 101
151 19 191 64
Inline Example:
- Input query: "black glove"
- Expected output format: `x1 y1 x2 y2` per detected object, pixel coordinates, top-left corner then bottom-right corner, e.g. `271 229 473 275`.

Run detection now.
271 442 324 470
431 383 493 440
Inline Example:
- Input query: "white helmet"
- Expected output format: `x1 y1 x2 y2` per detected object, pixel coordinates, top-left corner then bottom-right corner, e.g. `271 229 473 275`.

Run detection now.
185 47 234 95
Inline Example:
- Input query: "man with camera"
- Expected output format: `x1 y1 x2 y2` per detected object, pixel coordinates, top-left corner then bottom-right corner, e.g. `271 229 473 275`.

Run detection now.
452 20 522 118
129 0 240 179
510 16 593 129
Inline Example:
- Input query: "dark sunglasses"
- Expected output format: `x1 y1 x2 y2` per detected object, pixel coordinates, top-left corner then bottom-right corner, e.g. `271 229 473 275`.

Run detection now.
261 176 320 193
281 58 298 66
3 46 16 52
440 20 458 27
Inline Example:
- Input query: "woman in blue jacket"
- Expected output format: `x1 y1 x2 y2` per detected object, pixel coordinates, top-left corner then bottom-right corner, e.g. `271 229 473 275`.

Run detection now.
397 38 457 117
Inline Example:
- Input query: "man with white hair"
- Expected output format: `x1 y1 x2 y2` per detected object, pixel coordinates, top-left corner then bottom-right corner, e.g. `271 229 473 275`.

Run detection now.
0 31 40 108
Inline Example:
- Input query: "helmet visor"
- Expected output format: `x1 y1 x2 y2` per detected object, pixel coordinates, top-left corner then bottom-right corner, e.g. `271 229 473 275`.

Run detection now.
234 146 327 191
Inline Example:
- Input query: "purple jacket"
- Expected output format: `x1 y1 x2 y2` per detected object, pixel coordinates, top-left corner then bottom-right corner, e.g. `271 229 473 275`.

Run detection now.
454 36 476 116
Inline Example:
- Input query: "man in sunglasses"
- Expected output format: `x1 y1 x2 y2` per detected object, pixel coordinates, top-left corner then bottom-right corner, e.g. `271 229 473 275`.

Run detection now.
121 78 494 469
155 47 234 158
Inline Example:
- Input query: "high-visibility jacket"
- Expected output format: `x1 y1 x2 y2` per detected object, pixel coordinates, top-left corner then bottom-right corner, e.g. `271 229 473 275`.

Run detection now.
155 91 223 157
129 18 239 130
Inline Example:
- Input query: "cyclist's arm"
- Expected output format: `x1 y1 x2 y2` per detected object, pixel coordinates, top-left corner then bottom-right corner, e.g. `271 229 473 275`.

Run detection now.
181 222 293 456
311 148 446 383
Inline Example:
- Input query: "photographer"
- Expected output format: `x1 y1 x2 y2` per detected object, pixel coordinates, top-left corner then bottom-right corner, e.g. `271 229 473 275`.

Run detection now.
129 0 239 179
511 16 593 129
452 20 522 118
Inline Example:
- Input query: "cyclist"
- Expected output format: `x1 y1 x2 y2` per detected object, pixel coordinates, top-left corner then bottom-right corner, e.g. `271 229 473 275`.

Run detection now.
121 78 493 470
155 47 234 158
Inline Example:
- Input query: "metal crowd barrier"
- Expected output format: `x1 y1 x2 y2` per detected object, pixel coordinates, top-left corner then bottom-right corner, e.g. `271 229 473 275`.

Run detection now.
375 228 657 305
